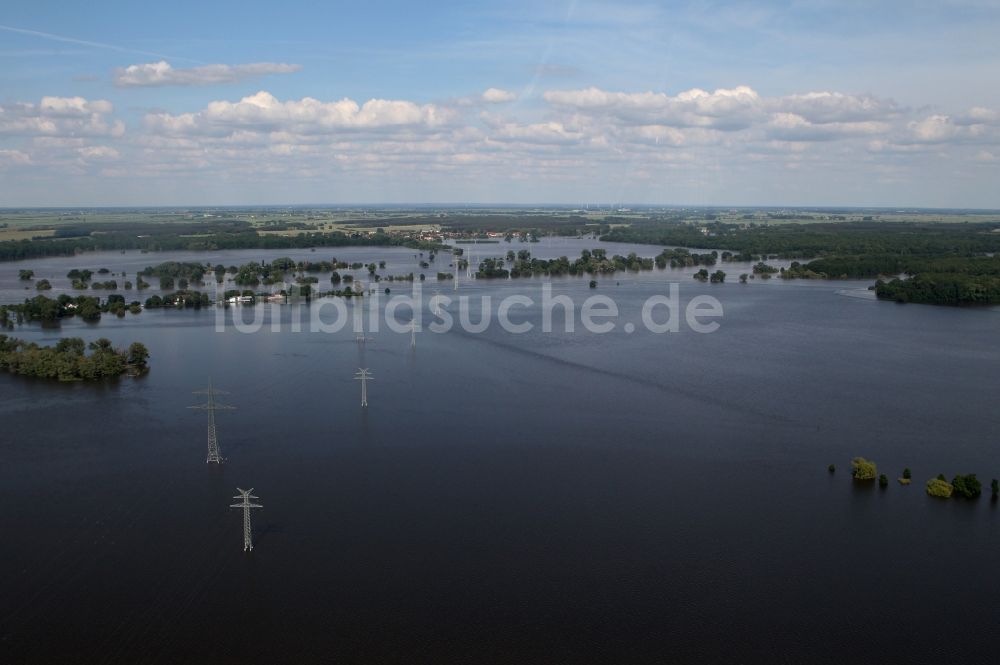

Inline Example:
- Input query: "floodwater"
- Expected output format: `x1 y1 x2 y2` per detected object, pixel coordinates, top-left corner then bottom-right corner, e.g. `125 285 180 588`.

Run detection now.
1 239 999 663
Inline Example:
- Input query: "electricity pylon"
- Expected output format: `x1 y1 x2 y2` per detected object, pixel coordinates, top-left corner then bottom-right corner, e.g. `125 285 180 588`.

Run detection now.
230 488 262 552
189 379 235 464
411 319 417 348
354 368 373 407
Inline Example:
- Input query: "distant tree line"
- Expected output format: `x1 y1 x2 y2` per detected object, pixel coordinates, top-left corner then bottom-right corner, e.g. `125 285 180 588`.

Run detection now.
602 221 1000 305
0 223 446 262
345 214 608 237
601 221 1000 258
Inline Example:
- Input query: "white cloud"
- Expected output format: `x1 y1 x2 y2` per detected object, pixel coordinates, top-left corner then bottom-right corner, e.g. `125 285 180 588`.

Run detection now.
78 145 120 160
901 111 999 144
39 96 114 116
482 88 516 103
617 125 696 147
765 113 887 142
907 114 960 143
542 86 901 138
0 149 31 166
0 97 123 137
955 106 1000 126
544 85 762 130
1 85 997 205
145 91 455 136
487 121 584 144
775 92 898 124
114 61 302 87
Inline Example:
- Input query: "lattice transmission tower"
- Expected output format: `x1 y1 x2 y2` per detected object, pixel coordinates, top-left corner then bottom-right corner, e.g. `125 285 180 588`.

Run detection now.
230 488 262 552
188 379 236 464
354 368 373 407
432 289 442 316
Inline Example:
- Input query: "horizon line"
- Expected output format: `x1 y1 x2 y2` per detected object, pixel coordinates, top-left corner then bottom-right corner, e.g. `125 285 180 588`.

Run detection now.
1 203 999 213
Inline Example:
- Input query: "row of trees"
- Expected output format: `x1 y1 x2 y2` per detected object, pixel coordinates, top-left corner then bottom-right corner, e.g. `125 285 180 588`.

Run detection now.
474 249 659 279
144 291 212 309
655 249 719 268
225 258 372 287
0 335 149 381
14 268 144 291
0 294 141 325
139 261 207 283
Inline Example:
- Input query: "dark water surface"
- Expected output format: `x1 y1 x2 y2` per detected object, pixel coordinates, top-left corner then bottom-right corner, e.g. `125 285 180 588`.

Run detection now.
2 243 999 663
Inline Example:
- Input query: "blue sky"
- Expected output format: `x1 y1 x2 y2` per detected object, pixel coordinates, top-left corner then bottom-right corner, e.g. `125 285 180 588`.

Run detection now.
2 0 999 206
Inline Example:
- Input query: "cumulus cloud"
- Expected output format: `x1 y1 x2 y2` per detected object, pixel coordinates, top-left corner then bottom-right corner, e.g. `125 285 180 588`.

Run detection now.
765 113 888 141
0 149 31 166
898 110 1000 145
145 91 455 136
482 88 516 103
487 121 584 145
0 96 124 137
544 85 763 130
955 107 1000 126
77 145 120 160
542 86 902 138
39 96 114 116
114 61 302 87
907 115 961 143
775 92 898 124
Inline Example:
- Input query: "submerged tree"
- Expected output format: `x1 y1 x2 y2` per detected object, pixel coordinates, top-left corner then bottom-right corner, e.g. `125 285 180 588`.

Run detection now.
126 342 150 368
851 457 877 481
951 474 982 499
926 477 953 498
